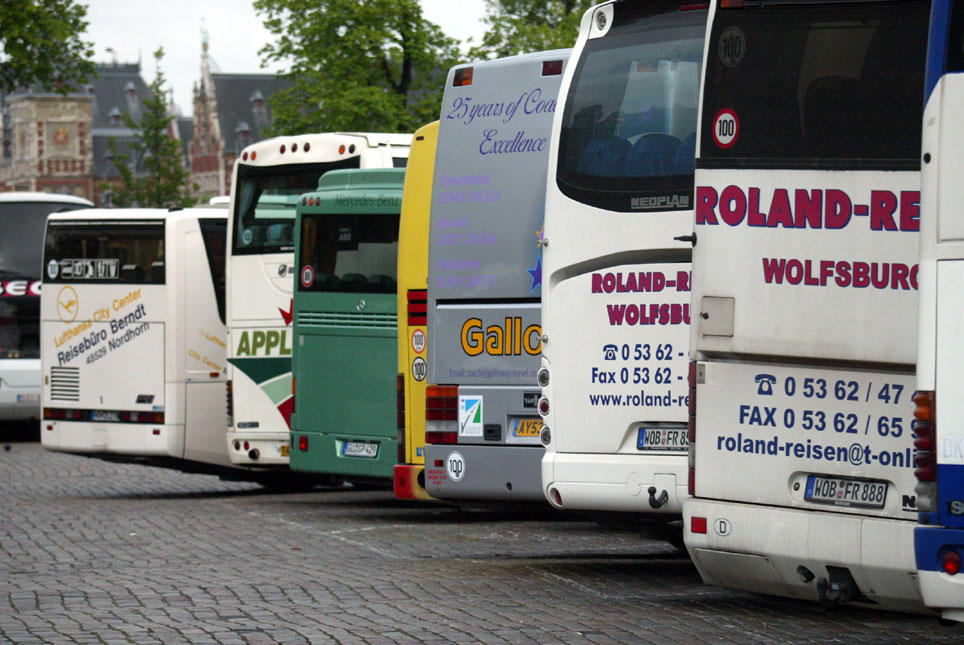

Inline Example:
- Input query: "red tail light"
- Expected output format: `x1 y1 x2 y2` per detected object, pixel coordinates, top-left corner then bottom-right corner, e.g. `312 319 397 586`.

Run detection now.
913 390 937 482
299 435 308 451
426 431 457 445
226 380 234 421
407 290 427 326
943 550 962 576
426 385 458 421
542 60 563 76
691 516 707 534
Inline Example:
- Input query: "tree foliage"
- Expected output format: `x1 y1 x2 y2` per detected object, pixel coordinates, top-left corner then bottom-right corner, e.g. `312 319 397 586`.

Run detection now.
254 0 459 134
103 49 197 209
468 0 596 59
0 0 95 94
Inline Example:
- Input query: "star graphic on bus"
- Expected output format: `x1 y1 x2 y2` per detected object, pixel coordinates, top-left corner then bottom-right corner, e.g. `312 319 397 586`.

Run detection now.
528 257 542 292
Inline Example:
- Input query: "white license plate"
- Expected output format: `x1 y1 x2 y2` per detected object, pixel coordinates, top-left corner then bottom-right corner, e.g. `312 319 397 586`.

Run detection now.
343 441 378 458
91 410 119 422
805 475 887 509
637 427 688 450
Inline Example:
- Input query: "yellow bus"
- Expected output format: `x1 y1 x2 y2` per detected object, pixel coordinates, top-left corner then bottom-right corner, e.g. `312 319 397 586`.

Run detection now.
393 121 438 500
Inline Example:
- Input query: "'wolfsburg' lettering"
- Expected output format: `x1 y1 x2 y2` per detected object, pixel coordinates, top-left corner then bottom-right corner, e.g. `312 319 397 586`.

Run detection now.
762 258 918 291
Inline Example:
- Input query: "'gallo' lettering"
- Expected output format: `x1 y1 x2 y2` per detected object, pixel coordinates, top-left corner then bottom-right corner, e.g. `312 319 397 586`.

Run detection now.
461 317 541 357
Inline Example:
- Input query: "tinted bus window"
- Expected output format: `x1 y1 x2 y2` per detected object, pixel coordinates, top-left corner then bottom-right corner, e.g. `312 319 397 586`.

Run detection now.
298 213 399 294
233 159 360 255
0 202 88 279
0 298 39 358
557 5 706 211
699 1 927 166
199 218 227 324
44 220 165 284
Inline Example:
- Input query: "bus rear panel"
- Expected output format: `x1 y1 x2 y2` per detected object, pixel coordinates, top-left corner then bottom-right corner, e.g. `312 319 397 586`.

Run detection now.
290 169 406 480
540 0 706 521
914 0 964 622
685 0 929 613
226 133 411 468
424 50 570 502
394 122 439 500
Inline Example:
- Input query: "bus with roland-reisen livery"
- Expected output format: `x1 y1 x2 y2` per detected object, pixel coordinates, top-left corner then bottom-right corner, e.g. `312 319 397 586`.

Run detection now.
913 0 964 623
39 207 248 477
394 122 439 500
289 168 408 481
422 49 570 503
539 0 706 537
684 0 930 613
0 192 92 425
226 133 411 469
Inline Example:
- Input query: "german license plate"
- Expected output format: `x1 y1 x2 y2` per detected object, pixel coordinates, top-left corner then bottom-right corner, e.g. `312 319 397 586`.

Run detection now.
343 441 378 458
91 410 119 422
637 427 688 450
805 475 887 509
279 444 289 457
511 418 543 438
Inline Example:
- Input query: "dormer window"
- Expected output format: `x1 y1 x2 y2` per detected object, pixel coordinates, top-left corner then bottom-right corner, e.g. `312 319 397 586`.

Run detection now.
236 121 251 142
108 107 122 126
125 81 136 97
250 90 265 109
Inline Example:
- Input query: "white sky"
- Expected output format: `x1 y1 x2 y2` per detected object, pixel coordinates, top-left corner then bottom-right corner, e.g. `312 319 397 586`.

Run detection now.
83 0 488 117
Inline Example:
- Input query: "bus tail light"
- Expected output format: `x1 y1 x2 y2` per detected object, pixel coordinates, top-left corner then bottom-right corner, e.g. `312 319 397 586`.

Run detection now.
397 373 406 462
426 432 457 445
687 361 698 496
226 380 234 425
426 385 458 444
720 0 744 7
407 289 427 326
943 550 962 576
453 67 473 87
691 516 707 534
542 60 563 76
912 390 938 512
298 435 308 451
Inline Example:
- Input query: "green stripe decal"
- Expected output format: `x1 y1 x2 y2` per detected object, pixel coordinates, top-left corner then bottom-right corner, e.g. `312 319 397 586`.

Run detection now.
228 357 291 386
262 374 294 406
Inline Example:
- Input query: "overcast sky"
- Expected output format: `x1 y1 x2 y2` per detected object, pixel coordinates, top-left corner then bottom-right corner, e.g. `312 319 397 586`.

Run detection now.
83 0 488 117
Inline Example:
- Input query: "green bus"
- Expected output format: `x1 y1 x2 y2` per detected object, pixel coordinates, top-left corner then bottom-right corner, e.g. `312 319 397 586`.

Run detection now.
290 168 406 480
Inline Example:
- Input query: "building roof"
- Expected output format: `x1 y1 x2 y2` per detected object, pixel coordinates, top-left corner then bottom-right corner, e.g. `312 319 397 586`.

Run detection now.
210 73 290 155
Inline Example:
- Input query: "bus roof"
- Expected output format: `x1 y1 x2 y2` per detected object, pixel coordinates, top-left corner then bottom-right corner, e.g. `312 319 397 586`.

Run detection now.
240 131 413 158
46 207 225 223
0 192 93 206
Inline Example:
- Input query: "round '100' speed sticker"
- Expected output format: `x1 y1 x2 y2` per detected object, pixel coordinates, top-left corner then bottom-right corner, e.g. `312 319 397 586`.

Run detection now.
712 109 740 149
718 26 745 67
301 265 315 288
412 356 427 382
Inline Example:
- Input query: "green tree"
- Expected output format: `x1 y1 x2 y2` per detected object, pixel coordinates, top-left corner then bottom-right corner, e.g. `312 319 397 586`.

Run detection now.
103 49 197 208
468 0 596 59
0 0 95 93
255 0 459 134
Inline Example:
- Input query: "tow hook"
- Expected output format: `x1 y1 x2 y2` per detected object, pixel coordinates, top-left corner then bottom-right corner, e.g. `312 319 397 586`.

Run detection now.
648 486 668 509
816 567 858 607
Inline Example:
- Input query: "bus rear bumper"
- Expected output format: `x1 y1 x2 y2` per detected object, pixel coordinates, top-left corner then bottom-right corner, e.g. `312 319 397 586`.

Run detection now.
0 388 40 420
683 498 929 614
41 420 179 457
423 444 545 502
393 464 433 501
542 451 687 514
915 525 964 622
226 431 290 466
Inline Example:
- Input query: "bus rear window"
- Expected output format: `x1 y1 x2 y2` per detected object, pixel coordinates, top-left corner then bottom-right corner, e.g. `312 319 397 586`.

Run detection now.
234 159 361 255
298 214 399 294
44 220 165 284
699 0 928 167
557 4 706 212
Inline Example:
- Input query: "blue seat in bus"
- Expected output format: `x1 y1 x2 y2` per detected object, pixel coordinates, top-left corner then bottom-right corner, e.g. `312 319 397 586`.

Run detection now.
624 133 679 177
671 132 697 175
577 138 631 176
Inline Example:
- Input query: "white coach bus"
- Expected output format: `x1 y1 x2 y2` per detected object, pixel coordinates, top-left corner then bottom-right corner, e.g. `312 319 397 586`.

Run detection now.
684 0 930 612
0 192 92 423
40 208 238 474
539 0 707 535
226 133 410 468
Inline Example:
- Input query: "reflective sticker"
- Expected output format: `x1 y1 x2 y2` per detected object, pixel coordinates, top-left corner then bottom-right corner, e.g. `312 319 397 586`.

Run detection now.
718 26 746 67
712 109 739 149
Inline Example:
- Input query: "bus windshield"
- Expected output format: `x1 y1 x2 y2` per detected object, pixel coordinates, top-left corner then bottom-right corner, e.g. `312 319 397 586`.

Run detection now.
44 220 165 284
699 1 927 165
557 6 705 211
299 213 399 294
233 159 361 255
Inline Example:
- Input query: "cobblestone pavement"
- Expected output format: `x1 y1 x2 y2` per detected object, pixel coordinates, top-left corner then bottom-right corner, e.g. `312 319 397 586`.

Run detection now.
0 442 960 644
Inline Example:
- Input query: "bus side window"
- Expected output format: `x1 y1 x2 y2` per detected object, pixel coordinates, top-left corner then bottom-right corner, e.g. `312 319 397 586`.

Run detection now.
199 218 227 324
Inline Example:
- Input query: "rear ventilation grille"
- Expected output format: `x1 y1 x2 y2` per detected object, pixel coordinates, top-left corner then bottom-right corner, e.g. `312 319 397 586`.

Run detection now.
297 311 397 329
50 366 80 401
